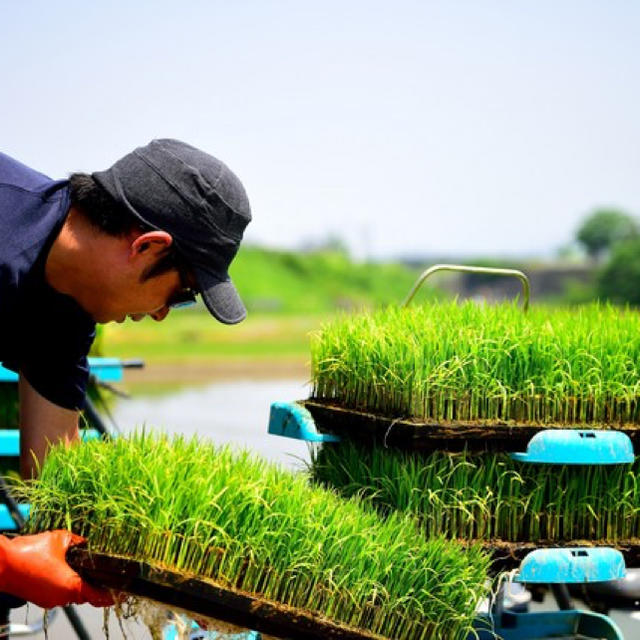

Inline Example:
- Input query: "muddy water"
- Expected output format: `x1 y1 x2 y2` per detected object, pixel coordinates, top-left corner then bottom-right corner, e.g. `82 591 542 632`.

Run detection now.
111 378 312 469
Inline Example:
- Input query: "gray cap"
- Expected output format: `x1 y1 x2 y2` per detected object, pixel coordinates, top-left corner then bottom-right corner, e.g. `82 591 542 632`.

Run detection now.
93 139 251 324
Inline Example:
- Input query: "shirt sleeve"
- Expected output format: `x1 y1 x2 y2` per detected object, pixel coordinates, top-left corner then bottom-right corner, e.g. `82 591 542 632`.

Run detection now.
21 350 92 411
15 285 96 411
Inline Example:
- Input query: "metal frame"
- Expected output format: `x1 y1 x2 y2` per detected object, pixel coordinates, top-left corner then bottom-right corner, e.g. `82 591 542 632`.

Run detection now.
402 263 530 311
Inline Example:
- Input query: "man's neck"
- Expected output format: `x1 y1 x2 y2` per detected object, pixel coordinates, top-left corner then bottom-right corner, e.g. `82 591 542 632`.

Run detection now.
45 207 122 311
45 207 88 297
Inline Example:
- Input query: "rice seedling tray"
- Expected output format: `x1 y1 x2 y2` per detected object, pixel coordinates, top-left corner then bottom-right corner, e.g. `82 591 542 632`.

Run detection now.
302 400 640 453
311 302 640 435
26 433 491 639
72 546 628 640
66 548 386 640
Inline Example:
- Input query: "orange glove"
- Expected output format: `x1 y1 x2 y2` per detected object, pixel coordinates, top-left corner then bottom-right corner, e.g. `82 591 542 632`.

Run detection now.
0 531 114 609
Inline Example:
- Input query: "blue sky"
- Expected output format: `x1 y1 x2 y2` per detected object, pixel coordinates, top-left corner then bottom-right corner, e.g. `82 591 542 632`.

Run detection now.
2 1 639 259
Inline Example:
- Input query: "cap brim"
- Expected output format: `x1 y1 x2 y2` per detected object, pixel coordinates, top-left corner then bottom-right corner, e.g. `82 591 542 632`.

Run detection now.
196 270 247 325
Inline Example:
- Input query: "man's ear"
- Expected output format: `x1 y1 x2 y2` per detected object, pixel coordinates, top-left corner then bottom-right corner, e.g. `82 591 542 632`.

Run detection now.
129 231 173 259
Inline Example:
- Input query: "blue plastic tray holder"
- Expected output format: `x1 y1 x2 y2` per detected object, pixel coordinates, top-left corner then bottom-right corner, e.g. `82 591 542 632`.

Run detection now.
510 429 634 465
515 547 626 584
472 610 623 640
268 402 340 443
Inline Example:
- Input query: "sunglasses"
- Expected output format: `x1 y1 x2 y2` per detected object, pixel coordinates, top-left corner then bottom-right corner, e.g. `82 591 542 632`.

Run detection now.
168 257 199 309
168 288 197 309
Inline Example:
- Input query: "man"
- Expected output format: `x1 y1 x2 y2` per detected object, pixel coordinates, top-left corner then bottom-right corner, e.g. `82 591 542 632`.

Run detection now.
0 139 251 607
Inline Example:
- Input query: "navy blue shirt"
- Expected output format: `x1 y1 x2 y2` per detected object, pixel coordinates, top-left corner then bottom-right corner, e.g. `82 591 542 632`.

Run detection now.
0 153 95 410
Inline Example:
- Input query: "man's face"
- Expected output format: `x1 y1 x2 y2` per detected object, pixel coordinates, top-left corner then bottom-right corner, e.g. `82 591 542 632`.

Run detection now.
89 265 181 324
109 268 184 324
89 230 196 324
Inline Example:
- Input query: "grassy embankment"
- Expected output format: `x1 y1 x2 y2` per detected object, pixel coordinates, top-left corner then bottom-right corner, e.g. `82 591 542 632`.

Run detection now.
103 246 428 386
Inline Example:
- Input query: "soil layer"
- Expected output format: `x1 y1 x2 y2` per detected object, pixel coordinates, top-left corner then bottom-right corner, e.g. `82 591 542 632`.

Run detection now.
67 548 388 640
304 400 640 453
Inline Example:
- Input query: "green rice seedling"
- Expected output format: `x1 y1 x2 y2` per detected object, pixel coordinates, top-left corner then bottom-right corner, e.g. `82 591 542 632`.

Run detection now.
20 432 491 640
311 441 640 544
311 301 640 426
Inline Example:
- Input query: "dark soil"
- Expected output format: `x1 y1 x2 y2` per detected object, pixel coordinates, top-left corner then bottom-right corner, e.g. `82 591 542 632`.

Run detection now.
304 400 640 453
67 548 389 640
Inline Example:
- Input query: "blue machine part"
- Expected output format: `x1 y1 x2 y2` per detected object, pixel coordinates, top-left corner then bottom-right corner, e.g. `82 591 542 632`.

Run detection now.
472 610 623 640
510 429 634 465
0 357 124 384
515 548 626 584
0 504 30 531
86 357 125 382
0 366 18 383
0 429 101 457
268 401 340 443
163 619 261 640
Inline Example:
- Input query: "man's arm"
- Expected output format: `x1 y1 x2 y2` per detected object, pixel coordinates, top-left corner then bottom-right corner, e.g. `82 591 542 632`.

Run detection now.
19 375 79 478
15 380 114 609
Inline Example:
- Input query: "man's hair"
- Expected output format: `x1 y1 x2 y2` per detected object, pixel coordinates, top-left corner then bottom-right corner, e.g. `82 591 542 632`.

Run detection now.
69 173 140 236
69 173 178 281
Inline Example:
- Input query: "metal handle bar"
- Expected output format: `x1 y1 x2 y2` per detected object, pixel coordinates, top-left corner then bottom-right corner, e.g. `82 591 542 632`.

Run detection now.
402 264 530 312
121 359 145 368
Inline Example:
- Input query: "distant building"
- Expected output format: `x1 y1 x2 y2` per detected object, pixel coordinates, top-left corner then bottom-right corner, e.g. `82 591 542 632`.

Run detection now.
455 264 595 303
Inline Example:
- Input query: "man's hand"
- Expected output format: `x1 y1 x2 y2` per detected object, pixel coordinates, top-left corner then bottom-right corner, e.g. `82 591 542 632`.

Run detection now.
0 531 114 609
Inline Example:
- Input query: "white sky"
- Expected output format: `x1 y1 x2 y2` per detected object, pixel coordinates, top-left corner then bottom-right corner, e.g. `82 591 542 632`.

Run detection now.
2 1 639 259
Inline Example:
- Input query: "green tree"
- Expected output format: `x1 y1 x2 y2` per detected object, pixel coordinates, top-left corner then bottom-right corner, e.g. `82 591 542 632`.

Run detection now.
597 237 640 305
576 209 638 261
